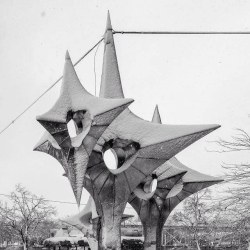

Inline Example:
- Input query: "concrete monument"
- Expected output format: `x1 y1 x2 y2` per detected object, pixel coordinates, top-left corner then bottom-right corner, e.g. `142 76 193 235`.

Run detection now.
35 13 221 250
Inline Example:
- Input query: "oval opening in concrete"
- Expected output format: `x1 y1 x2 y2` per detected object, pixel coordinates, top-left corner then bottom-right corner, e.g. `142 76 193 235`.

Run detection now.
67 119 77 138
103 148 118 170
151 178 158 193
134 177 158 200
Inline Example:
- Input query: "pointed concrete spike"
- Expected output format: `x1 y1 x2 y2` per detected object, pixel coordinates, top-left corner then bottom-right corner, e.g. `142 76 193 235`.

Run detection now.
100 12 124 99
106 10 112 31
67 147 89 207
169 157 224 184
75 189 82 208
61 50 88 96
33 132 67 169
37 49 90 123
63 196 92 231
37 49 133 123
152 105 162 124
138 124 220 159
65 50 70 60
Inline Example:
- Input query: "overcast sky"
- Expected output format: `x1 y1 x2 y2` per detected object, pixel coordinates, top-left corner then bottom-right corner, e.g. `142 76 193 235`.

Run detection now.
0 0 250 217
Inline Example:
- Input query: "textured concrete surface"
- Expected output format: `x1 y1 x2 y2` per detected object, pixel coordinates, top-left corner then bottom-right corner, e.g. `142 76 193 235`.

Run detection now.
128 106 223 250
34 51 133 206
88 13 219 250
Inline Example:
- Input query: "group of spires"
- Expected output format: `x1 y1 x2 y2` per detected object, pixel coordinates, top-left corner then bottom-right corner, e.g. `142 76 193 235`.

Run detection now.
35 12 222 250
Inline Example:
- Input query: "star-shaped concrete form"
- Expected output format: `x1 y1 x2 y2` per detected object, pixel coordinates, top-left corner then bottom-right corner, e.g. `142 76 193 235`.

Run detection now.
34 12 222 250
80 12 220 249
129 105 224 249
34 51 134 206
89 12 220 197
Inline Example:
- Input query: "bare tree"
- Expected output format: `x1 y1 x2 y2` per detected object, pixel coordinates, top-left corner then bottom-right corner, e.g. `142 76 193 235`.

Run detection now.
30 219 59 246
0 184 56 250
0 217 15 245
172 189 215 249
213 128 250 214
215 129 250 153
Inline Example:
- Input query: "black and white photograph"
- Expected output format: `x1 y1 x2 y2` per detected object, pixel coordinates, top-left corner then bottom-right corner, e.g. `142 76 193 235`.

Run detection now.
0 1 250 249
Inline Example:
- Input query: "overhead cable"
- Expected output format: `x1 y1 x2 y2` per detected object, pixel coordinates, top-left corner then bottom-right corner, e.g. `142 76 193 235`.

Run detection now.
113 30 250 35
0 37 104 136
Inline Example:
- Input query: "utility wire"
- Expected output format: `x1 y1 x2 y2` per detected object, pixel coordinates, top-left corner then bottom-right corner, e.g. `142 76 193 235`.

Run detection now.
0 193 87 206
113 30 250 35
0 37 104 137
93 41 102 96
2 29 249 136
0 193 136 209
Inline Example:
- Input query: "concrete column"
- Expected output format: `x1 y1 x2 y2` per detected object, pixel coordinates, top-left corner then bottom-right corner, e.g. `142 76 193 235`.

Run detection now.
99 203 125 250
143 222 157 250
142 211 167 250
86 217 100 250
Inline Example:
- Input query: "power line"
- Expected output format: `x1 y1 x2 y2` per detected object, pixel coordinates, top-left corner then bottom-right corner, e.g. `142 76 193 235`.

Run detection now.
2 29 249 137
45 199 87 206
113 30 250 35
93 40 102 96
0 193 137 209
0 37 104 137
0 193 87 206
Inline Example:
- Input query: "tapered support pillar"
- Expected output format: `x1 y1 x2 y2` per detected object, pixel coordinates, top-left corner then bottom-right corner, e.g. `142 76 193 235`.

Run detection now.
100 206 124 250
131 197 170 250
84 152 131 250
143 226 157 250
143 221 164 250
87 217 100 250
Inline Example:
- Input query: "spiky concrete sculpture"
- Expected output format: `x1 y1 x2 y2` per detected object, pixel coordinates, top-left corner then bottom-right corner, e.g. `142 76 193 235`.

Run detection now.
129 106 223 250
34 51 134 206
35 13 221 250
81 13 219 249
